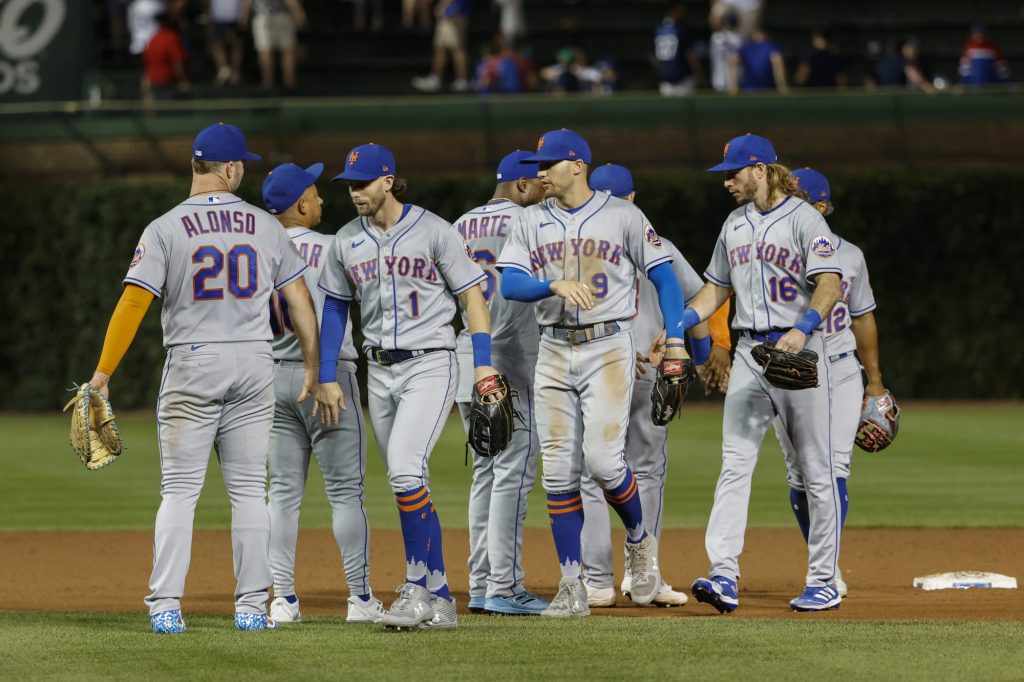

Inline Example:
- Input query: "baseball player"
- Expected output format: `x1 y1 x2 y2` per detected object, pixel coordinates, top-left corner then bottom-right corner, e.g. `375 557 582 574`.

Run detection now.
82 123 326 633
454 151 549 616
774 167 888 599
260 162 382 624
579 163 711 608
675 134 853 612
498 129 691 617
317 143 501 630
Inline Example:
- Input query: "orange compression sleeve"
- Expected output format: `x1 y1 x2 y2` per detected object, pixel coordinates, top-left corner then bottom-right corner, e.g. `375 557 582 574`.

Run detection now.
707 296 732 351
95 284 155 376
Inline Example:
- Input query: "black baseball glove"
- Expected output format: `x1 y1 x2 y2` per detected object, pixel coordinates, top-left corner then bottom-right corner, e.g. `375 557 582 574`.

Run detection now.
650 357 696 426
750 343 819 390
467 373 520 457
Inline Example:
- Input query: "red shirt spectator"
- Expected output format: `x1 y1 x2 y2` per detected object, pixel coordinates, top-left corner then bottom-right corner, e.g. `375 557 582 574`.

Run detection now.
143 19 186 88
959 25 1010 86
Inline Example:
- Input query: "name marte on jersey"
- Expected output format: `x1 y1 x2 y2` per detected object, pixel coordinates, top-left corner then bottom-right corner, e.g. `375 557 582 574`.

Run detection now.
346 256 439 286
181 209 256 238
457 214 511 241
729 240 804 276
297 243 323 269
529 238 625 272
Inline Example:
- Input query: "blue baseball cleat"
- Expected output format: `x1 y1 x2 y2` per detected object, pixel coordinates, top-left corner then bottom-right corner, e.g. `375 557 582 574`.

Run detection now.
691 576 739 614
790 584 842 612
234 612 279 631
468 595 487 614
151 609 186 634
484 591 551 615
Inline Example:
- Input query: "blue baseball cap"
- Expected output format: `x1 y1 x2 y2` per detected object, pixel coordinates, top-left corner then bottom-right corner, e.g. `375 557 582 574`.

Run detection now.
590 163 634 197
522 129 592 164
707 133 777 172
497 150 539 182
192 123 261 162
332 143 397 182
262 162 324 215
792 167 831 203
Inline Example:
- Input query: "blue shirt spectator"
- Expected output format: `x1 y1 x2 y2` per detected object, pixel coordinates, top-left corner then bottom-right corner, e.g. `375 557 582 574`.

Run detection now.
795 30 846 88
654 3 701 92
733 29 787 93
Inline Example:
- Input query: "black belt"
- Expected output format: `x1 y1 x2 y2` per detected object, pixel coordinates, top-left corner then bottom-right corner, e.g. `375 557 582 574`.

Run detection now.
368 347 447 366
541 321 622 345
742 329 788 343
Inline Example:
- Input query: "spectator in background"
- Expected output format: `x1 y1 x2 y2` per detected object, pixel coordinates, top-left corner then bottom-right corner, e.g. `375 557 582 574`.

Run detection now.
208 0 243 85
477 37 537 94
709 0 762 39
143 12 189 100
494 0 526 42
540 47 617 95
794 28 846 88
412 0 473 93
709 11 742 92
403 0 432 31
959 24 1010 86
730 28 787 94
240 0 306 92
344 0 384 32
653 3 703 97
868 38 934 93
106 0 132 60
128 0 166 56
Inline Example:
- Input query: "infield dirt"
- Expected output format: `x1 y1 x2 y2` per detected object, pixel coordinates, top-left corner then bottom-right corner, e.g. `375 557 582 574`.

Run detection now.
3 528 1021 620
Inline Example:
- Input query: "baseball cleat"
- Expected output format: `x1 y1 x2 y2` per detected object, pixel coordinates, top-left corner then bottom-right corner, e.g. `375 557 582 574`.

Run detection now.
418 595 458 629
485 591 550 615
234 612 278 631
836 576 848 598
270 596 301 623
151 609 186 634
585 583 617 608
625 534 662 605
622 575 687 606
468 595 487 613
541 577 590 618
691 576 739 614
382 583 434 630
346 594 386 623
790 584 842 612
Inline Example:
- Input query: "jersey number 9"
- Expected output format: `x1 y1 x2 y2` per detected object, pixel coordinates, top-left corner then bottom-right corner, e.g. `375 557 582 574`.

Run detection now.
193 245 258 300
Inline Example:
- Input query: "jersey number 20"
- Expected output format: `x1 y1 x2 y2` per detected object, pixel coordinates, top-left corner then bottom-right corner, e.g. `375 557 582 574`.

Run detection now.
193 245 258 300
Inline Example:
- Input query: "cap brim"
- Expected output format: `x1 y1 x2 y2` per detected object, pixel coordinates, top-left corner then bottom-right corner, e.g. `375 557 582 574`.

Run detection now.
242 151 262 161
332 169 381 182
305 162 324 182
706 161 748 172
520 153 571 163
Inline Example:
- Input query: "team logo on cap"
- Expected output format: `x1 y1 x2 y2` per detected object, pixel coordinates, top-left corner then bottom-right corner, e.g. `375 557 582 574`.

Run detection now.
349 151 359 166
537 136 545 150
722 143 729 158
129 244 146 269
811 235 836 258
644 224 663 248
382 165 390 172
749 155 758 161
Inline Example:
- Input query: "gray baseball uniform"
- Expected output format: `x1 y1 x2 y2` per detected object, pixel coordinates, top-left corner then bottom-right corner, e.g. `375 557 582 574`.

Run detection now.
579 238 703 589
775 235 875 483
268 227 372 600
318 205 484 587
453 199 541 601
703 195 845 588
126 191 308 616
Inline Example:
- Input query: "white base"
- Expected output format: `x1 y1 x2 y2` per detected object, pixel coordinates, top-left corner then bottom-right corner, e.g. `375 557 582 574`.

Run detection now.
913 571 1018 591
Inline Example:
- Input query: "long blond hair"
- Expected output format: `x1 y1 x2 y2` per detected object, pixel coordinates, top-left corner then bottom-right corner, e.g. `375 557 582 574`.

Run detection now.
765 163 809 205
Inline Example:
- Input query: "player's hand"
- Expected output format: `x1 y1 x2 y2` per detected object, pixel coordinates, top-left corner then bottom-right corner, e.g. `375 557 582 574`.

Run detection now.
298 367 315 403
474 366 505 402
700 345 732 396
550 280 595 310
647 329 666 368
865 380 886 396
775 329 807 353
313 382 345 427
634 351 649 379
88 372 110 400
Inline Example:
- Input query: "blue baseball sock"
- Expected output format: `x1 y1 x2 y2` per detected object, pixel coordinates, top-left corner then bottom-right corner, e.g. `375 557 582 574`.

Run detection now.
790 487 811 543
284 594 297 604
547 491 584 578
604 468 647 543
396 486 431 587
425 503 451 601
837 477 849 529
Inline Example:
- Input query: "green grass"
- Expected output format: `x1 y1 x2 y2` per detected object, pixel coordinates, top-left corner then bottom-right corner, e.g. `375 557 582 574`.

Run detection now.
0 612 1021 681
2 404 1022 531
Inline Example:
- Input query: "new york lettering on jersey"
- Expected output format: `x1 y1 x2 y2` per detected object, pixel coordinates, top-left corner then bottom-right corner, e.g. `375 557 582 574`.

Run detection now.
454 199 538 354
498 193 672 326
270 228 357 363
125 192 308 347
318 204 485 351
704 196 842 331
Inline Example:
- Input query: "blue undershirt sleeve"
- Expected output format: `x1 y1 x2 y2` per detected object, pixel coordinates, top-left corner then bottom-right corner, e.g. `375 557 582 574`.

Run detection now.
319 295 349 383
500 268 554 302
648 261 685 339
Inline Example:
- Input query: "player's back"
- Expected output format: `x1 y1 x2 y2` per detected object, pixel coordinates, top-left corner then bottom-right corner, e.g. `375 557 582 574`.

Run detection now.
270 227 357 362
126 192 307 347
822 235 873 355
454 199 538 356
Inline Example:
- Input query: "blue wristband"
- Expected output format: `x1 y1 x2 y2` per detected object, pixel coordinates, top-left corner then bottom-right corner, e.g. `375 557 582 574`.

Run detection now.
683 307 701 332
794 309 823 335
691 335 712 366
471 332 491 368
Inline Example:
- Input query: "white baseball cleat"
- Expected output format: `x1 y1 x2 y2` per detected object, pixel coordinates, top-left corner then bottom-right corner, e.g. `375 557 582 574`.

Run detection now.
836 576 849 598
541 577 590 617
625 534 662 605
382 583 435 630
270 596 302 623
623 576 688 607
585 583 616 608
346 594 386 623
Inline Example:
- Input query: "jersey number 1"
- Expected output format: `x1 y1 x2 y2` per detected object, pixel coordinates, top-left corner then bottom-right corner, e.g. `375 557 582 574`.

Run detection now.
193 245 258 300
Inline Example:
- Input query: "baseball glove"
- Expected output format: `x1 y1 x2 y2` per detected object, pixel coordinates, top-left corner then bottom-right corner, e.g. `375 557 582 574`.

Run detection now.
750 343 819 390
856 391 900 452
62 383 124 470
467 373 519 457
650 357 696 426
